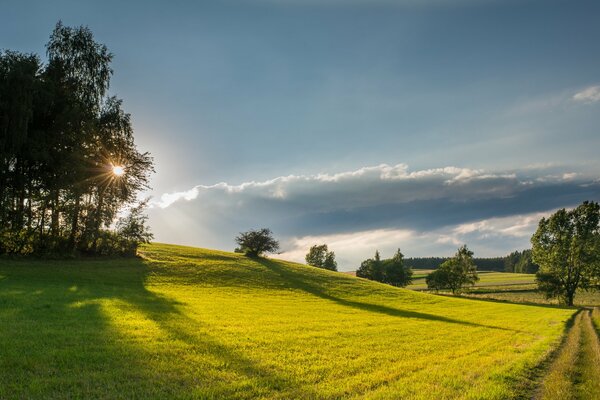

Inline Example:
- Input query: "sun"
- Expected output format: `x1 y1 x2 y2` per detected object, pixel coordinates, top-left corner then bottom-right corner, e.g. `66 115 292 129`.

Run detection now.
112 165 125 177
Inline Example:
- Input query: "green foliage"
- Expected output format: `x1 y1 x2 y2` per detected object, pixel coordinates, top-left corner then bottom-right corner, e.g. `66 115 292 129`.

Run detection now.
234 228 279 257
382 249 413 287
357 249 413 287
115 200 154 256
0 22 153 256
504 249 539 273
305 244 337 271
0 243 576 399
532 201 600 306
356 250 383 281
426 245 479 293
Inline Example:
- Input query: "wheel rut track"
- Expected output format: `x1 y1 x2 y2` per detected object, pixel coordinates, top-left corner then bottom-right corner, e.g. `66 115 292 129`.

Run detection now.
536 308 600 400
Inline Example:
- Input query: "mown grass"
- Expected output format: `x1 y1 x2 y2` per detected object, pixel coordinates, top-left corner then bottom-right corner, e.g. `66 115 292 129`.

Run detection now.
0 243 576 399
408 271 536 291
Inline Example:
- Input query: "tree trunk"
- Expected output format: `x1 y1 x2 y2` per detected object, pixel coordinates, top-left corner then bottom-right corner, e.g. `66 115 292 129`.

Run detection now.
68 194 80 250
566 291 575 307
50 189 60 236
91 190 104 253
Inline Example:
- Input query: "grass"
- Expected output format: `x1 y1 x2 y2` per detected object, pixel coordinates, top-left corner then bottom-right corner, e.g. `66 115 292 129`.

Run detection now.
0 243 577 399
408 269 600 307
408 271 536 291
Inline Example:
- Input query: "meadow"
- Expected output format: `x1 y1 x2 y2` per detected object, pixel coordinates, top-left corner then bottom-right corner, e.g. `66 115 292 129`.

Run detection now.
0 244 578 399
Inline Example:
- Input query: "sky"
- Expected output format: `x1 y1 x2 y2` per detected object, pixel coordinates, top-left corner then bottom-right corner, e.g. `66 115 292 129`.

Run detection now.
2 0 600 270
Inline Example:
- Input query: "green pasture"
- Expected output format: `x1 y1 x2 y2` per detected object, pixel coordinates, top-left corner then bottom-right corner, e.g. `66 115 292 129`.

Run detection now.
0 244 576 399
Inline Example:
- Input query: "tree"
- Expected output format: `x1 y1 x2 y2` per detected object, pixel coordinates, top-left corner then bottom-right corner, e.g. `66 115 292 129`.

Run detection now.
305 244 338 271
0 22 154 256
356 250 384 281
426 245 479 293
115 200 154 256
383 248 413 287
235 228 279 257
532 201 600 306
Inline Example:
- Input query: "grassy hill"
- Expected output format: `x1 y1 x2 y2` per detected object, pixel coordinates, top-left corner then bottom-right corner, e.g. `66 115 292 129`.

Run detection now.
0 243 576 399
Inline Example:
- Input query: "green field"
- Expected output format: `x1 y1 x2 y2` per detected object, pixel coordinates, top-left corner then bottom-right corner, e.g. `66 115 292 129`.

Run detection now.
0 244 578 399
408 270 536 290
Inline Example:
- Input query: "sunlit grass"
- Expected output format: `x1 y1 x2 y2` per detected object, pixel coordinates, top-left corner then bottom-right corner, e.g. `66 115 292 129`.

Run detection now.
0 243 576 399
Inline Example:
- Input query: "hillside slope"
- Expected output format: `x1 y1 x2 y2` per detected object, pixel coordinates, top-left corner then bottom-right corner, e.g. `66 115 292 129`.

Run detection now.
0 243 575 399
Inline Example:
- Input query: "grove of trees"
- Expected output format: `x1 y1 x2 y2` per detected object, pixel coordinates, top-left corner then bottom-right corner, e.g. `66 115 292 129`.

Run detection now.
305 244 337 271
356 249 413 287
0 22 154 256
532 201 600 306
426 245 479 293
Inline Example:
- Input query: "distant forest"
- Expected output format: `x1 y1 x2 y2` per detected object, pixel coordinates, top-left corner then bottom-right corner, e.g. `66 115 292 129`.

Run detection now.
405 249 538 273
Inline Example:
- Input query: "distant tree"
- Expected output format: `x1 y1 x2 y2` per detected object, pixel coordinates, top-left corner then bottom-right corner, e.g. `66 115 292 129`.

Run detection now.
235 228 280 257
532 201 600 306
356 250 384 281
357 250 412 286
515 249 539 274
426 245 479 293
305 244 338 271
383 248 413 287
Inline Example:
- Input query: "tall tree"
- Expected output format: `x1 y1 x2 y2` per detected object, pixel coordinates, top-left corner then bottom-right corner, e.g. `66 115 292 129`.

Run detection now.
0 22 153 256
532 201 600 306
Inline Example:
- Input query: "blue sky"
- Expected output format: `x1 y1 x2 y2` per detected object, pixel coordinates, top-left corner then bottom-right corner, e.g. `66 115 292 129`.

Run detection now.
2 0 600 269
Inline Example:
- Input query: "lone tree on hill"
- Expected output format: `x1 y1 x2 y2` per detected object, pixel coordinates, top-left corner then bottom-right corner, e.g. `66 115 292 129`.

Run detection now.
532 201 600 306
426 245 479 293
235 228 280 257
305 244 338 271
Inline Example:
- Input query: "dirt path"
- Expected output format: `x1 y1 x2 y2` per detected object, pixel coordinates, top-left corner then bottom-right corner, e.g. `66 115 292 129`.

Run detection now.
536 308 600 400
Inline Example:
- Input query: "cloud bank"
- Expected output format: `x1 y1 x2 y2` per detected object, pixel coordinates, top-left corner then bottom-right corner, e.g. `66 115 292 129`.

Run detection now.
148 164 600 270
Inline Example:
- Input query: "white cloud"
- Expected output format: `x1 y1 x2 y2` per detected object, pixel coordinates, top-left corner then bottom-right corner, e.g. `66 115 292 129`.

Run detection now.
573 85 600 103
147 163 600 268
450 211 551 239
278 228 416 267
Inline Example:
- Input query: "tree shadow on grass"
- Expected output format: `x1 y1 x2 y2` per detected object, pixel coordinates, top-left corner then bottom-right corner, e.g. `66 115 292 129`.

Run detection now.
0 257 314 399
257 258 522 333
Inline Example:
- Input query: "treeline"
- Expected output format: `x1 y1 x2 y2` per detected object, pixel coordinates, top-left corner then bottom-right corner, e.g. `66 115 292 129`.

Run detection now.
405 249 538 273
0 22 153 256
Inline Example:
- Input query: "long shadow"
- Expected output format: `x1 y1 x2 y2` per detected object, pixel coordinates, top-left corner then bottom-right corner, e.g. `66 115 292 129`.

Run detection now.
456 292 577 310
118 264 317 399
0 256 310 399
257 258 522 332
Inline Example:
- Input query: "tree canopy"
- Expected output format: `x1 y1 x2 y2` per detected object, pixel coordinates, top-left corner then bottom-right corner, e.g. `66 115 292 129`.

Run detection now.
532 201 600 306
235 228 280 257
305 244 337 271
426 245 479 293
0 22 153 256
356 249 413 287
